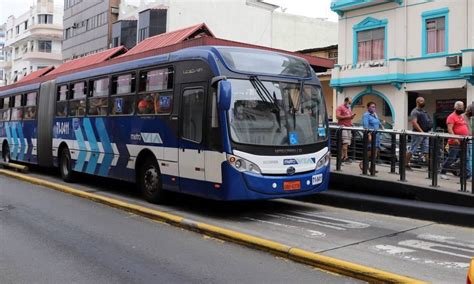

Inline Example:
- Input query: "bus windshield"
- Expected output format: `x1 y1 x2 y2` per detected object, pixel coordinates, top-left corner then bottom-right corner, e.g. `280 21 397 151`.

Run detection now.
218 47 312 78
228 79 327 146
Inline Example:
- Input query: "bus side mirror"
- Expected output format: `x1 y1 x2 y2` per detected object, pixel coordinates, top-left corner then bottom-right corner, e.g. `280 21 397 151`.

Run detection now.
218 80 231 111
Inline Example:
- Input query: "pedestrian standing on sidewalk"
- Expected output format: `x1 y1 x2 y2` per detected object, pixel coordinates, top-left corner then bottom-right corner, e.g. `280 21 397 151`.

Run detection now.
462 103 473 181
360 101 383 172
406 97 433 170
336 97 356 163
440 101 470 180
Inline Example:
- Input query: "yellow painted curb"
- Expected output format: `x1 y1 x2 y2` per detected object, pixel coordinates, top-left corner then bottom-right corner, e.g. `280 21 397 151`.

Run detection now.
0 169 427 284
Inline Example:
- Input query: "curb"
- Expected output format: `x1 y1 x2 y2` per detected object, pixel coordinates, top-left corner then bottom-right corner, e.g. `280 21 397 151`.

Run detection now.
306 189 474 228
329 172 474 208
0 169 426 284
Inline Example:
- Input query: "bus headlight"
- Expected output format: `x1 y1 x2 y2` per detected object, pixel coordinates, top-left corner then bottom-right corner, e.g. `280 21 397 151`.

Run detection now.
316 152 330 170
227 154 261 174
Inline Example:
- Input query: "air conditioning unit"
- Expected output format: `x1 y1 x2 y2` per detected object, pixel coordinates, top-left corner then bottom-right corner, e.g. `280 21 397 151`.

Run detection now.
446 55 462 67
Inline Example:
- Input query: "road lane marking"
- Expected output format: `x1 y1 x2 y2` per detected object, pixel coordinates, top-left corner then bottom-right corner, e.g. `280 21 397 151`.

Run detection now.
264 212 370 231
0 169 427 284
243 217 326 238
375 245 416 254
373 245 470 269
294 211 371 229
399 240 473 259
417 234 474 249
265 213 347 230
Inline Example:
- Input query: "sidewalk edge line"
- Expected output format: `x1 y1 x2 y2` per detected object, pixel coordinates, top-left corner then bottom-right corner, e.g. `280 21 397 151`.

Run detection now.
0 169 426 284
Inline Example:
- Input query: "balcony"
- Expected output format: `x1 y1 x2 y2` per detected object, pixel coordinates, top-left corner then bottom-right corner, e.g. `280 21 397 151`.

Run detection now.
330 0 403 16
22 52 62 61
5 24 63 46
330 59 405 89
0 60 12 69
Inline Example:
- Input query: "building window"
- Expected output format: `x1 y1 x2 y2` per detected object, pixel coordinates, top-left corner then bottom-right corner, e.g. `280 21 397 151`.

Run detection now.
139 27 148 42
38 14 53 24
112 36 119 47
422 8 448 56
328 50 338 63
64 28 73 39
38 40 52 53
24 20 28 30
352 17 387 64
15 25 20 35
357 28 384 62
426 17 445 54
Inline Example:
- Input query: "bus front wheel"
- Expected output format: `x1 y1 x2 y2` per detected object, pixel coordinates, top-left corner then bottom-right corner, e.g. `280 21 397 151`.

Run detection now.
138 157 166 203
59 147 75 182
2 143 10 163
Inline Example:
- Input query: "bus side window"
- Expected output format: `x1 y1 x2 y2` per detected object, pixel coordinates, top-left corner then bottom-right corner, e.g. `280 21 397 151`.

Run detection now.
182 88 204 143
69 81 87 117
23 92 37 120
11 94 23 121
0 97 11 121
137 67 174 115
88 77 109 116
110 73 135 115
56 85 68 117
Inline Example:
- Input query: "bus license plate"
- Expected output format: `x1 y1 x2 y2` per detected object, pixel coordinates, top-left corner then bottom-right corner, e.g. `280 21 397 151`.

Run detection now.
312 174 323 185
283 181 301 191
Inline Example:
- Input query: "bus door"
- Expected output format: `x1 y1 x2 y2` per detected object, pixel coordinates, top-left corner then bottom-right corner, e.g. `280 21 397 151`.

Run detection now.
178 83 207 188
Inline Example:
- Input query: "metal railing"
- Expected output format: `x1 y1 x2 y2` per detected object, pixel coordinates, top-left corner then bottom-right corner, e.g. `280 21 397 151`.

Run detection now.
329 125 473 194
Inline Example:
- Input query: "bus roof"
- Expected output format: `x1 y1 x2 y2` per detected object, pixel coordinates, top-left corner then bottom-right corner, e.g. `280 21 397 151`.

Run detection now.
1 45 321 97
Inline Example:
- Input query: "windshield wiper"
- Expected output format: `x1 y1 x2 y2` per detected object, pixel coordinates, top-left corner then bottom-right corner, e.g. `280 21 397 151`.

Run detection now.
249 76 279 110
288 80 304 129
249 76 282 130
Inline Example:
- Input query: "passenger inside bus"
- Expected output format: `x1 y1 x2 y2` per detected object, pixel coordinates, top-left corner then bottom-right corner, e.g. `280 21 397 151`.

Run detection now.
88 97 108 116
138 95 154 114
24 107 36 119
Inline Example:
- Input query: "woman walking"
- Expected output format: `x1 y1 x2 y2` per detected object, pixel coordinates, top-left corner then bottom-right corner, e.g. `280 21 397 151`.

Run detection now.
360 101 383 172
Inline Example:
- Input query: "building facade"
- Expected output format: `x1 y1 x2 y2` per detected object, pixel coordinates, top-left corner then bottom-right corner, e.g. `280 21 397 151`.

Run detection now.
2 0 63 85
0 24 6 86
330 0 474 130
62 0 120 61
111 0 337 52
299 45 339 121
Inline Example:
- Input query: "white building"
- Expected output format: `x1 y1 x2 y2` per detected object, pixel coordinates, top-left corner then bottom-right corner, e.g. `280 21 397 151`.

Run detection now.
116 0 338 52
2 0 63 85
0 24 6 86
330 0 474 130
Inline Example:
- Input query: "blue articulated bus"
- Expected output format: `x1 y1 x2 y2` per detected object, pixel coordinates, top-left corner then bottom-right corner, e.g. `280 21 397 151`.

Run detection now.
0 46 330 202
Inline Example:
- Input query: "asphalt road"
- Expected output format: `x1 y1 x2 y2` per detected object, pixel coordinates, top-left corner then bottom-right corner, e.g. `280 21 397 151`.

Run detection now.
3 168 474 283
0 175 357 284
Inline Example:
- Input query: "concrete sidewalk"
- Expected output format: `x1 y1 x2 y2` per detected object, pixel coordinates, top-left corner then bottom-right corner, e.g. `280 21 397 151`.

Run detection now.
327 161 474 209
332 161 472 194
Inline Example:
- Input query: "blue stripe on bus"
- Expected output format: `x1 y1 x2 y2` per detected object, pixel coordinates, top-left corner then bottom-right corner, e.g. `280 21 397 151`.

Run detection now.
74 125 87 172
10 122 18 160
17 121 25 160
96 118 114 176
5 122 12 146
83 118 99 174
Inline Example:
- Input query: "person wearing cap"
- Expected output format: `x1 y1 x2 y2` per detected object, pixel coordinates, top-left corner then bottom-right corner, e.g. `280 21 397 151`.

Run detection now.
406 97 432 170
440 101 470 181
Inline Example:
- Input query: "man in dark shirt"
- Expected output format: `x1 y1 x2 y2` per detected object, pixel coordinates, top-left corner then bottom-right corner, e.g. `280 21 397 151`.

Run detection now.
407 97 433 170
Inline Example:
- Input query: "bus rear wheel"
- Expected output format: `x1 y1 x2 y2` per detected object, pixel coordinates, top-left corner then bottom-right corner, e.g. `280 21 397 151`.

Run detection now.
138 157 166 203
59 147 75 182
2 143 10 163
